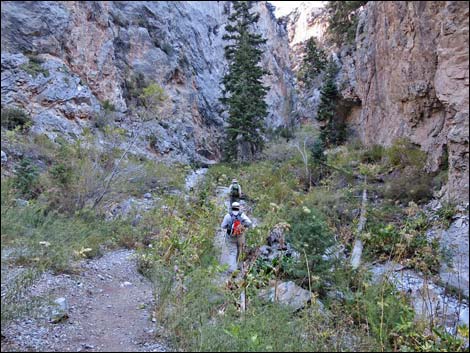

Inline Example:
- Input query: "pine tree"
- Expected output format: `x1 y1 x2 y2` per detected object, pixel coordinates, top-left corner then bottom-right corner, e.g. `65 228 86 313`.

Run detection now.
326 1 368 45
299 37 327 88
316 59 345 148
220 1 269 161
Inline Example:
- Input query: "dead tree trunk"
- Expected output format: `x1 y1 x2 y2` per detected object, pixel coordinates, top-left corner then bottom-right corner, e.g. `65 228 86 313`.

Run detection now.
350 180 368 269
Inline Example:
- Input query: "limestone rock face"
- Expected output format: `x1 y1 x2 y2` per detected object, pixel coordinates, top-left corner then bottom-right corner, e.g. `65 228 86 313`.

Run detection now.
286 1 469 202
350 1 469 202
1 1 295 164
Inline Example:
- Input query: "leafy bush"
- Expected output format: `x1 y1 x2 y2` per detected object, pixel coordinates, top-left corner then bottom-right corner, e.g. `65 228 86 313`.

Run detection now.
301 187 357 230
13 158 39 198
20 55 50 78
348 280 415 351
285 205 335 286
360 144 385 164
364 210 441 274
385 138 427 170
436 202 457 229
1 180 133 274
1 107 32 130
383 168 434 204
49 162 73 186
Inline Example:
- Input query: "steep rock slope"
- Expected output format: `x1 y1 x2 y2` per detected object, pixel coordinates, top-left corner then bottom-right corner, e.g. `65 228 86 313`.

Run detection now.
352 1 469 202
1 1 295 164
286 1 469 202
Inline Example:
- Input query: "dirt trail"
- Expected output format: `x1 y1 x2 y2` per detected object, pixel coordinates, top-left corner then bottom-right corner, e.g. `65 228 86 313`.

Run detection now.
1 250 168 352
213 186 235 275
213 185 258 284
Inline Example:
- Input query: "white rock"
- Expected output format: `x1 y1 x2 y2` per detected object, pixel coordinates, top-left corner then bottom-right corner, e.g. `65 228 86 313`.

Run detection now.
50 297 69 323
1 150 7 164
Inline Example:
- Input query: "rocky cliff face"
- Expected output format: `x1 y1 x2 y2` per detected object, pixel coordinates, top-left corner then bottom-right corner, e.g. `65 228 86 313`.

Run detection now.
286 1 469 203
284 3 330 122
352 1 469 203
1 1 295 164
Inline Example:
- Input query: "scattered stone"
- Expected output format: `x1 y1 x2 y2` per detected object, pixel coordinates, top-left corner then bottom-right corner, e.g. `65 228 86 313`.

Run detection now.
15 199 29 207
50 297 69 323
259 245 270 256
369 261 469 330
439 216 469 297
143 193 152 199
132 214 143 227
259 281 313 312
120 281 133 287
1 150 7 164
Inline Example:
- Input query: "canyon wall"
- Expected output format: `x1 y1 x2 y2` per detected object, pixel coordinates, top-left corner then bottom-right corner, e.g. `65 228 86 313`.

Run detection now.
286 1 469 202
1 1 295 164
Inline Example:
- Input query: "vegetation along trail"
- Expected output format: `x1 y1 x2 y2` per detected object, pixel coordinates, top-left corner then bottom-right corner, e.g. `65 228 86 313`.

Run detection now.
1 249 169 352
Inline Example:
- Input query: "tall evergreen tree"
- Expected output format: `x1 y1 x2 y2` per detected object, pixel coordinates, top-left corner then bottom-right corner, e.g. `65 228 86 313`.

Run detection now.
326 1 368 45
316 59 345 148
299 37 327 88
220 1 269 161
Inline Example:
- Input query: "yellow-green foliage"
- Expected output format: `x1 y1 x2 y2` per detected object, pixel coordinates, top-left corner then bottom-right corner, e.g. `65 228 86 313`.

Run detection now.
1 180 133 274
20 55 50 78
1 106 32 130
136 193 219 276
385 138 427 170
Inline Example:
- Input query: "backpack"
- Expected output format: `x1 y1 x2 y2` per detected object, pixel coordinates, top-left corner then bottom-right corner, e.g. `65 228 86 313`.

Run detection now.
230 184 240 197
228 212 244 236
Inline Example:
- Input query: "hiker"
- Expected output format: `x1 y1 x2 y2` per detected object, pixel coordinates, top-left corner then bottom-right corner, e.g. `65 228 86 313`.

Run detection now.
229 178 242 205
221 202 252 272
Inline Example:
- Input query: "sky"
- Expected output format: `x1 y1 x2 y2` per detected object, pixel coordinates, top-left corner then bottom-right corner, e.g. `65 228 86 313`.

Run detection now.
268 1 325 17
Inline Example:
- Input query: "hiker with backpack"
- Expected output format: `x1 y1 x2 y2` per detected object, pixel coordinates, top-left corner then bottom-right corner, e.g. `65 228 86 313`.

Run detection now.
221 201 252 272
229 179 242 205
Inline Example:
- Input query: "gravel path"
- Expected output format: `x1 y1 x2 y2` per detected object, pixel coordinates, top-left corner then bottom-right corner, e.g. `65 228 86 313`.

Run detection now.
214 186 234 274
1 250 168 352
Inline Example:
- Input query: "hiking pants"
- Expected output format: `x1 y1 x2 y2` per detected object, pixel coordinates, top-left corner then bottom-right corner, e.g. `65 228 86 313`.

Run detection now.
225 232 245 272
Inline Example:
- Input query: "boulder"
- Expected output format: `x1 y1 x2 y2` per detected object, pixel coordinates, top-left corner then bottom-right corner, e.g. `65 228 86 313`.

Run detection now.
259 281 313 312
1 150 7 164
49 297 69 323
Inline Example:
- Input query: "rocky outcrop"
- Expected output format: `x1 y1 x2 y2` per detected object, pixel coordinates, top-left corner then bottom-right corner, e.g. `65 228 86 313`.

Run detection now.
350 1 469 203
370 261 469 330
284 4 330 122
1 1 295 164
286 1 469 203
439 213 469 297
259 281 314 312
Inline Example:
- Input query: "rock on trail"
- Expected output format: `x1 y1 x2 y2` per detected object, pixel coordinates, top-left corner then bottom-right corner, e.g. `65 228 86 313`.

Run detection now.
1 250 168 352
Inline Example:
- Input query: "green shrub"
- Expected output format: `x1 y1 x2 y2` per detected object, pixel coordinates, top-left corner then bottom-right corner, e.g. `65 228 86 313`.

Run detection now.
49 162 73 186
1 180 134 274
436 202 457 229
361 144 385 163
348 280 415 351
364 209 440 274
102 100 116 112
383 168 434 204
385 138 427 170
20 55 50 78
13 158 39 198
1 107 32 130
285 205 335 285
